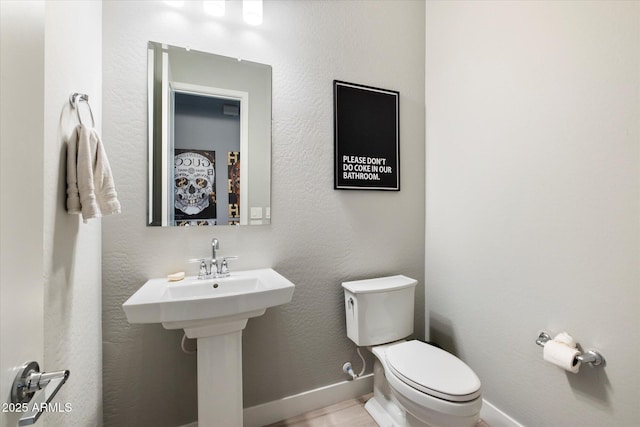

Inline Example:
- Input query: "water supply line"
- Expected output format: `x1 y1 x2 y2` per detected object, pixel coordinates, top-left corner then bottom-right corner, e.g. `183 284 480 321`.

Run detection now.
342 347 367 379
342 362 357 379
181 333 197 355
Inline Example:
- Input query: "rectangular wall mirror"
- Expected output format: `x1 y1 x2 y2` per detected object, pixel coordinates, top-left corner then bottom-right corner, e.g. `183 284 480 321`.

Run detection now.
147 41 272 226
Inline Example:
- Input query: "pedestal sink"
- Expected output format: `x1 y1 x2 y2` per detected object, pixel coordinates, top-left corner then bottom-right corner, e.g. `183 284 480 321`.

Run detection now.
122 268 295 426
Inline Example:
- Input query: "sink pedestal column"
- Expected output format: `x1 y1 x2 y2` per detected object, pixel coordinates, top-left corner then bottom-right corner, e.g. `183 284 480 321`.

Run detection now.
183 312 264 427
197 331 243 427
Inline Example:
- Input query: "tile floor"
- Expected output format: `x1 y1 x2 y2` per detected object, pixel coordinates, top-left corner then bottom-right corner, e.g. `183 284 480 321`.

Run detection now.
264 394 490 427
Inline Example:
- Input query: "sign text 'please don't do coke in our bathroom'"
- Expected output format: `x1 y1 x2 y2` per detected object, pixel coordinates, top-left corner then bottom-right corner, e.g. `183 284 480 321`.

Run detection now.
341 155 394 182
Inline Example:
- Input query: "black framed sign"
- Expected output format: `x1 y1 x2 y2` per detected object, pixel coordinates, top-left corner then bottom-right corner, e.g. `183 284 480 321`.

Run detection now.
334 80 400 190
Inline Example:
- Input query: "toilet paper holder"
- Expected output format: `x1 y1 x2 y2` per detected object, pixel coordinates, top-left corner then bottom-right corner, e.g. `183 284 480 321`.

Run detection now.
536 331 606 367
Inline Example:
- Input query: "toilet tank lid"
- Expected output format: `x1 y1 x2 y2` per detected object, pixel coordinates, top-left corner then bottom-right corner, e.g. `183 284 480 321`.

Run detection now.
342 275 417 294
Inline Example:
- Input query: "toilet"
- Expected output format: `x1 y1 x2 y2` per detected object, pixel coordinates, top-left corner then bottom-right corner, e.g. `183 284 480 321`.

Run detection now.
342 275 482 427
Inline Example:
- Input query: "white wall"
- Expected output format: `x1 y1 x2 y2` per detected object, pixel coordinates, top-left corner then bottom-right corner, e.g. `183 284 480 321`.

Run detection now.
425 1 639 426
102 2 425 426
42 2 104 426
0 2 44 426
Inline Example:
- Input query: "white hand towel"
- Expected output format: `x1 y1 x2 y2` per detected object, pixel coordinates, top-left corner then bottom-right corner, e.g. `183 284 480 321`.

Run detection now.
66 124 121 222
66 127 82 214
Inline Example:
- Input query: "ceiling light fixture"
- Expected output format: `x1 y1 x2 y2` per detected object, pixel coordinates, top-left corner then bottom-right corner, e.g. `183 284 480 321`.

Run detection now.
243 0 263 26
203 0 225 17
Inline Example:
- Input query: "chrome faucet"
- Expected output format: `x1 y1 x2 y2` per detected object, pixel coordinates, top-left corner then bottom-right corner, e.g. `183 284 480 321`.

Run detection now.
192 238 237 279
211 238 219 275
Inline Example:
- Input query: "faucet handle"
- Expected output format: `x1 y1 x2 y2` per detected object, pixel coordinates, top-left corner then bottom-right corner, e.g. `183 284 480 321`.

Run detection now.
188 258 209 279
220 256 238 275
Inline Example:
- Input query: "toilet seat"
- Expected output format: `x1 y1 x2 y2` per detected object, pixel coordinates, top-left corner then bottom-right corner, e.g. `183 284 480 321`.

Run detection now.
386 340 481 402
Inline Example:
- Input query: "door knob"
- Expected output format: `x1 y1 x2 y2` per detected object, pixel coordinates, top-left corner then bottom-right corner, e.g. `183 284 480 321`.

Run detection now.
11 361 70 426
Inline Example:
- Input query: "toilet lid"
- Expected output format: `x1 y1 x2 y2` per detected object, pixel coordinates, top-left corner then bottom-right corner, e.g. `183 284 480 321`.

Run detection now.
386 340 481 402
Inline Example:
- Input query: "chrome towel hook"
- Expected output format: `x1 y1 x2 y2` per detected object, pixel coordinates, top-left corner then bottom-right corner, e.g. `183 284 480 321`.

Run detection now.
69 92 95 128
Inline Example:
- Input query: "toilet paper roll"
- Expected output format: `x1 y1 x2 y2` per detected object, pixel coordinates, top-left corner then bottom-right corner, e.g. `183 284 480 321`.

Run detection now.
553 332 577 348
543 340 581 373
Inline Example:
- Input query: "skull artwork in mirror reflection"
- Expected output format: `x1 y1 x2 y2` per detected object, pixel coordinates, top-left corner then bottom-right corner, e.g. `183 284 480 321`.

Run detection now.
174 150 216 225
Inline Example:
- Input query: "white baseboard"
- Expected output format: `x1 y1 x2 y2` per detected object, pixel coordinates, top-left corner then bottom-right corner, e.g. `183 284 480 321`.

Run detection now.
243 374 374 427
178 376 372 427
180 377 525 427
480 400 524 427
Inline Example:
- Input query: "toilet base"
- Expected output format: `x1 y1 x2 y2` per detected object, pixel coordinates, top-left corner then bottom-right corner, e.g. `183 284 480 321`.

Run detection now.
367 348 480 427
365 397 401 427
366 357 428 427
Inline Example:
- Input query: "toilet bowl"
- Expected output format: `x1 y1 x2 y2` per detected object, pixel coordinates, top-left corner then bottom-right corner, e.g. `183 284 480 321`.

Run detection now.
342 276 482 427
369 341 482 427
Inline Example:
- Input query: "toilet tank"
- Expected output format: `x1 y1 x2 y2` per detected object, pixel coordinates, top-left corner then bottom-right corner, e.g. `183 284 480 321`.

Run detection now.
342 275 417 347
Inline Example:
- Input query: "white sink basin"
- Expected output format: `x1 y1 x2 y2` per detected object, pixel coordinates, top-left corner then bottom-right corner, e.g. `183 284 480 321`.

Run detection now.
166 275 262 299
123 268 294 336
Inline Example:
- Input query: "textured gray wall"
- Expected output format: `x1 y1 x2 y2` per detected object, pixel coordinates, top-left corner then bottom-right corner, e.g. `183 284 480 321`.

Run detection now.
425 1 640 426
102 2 425 426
